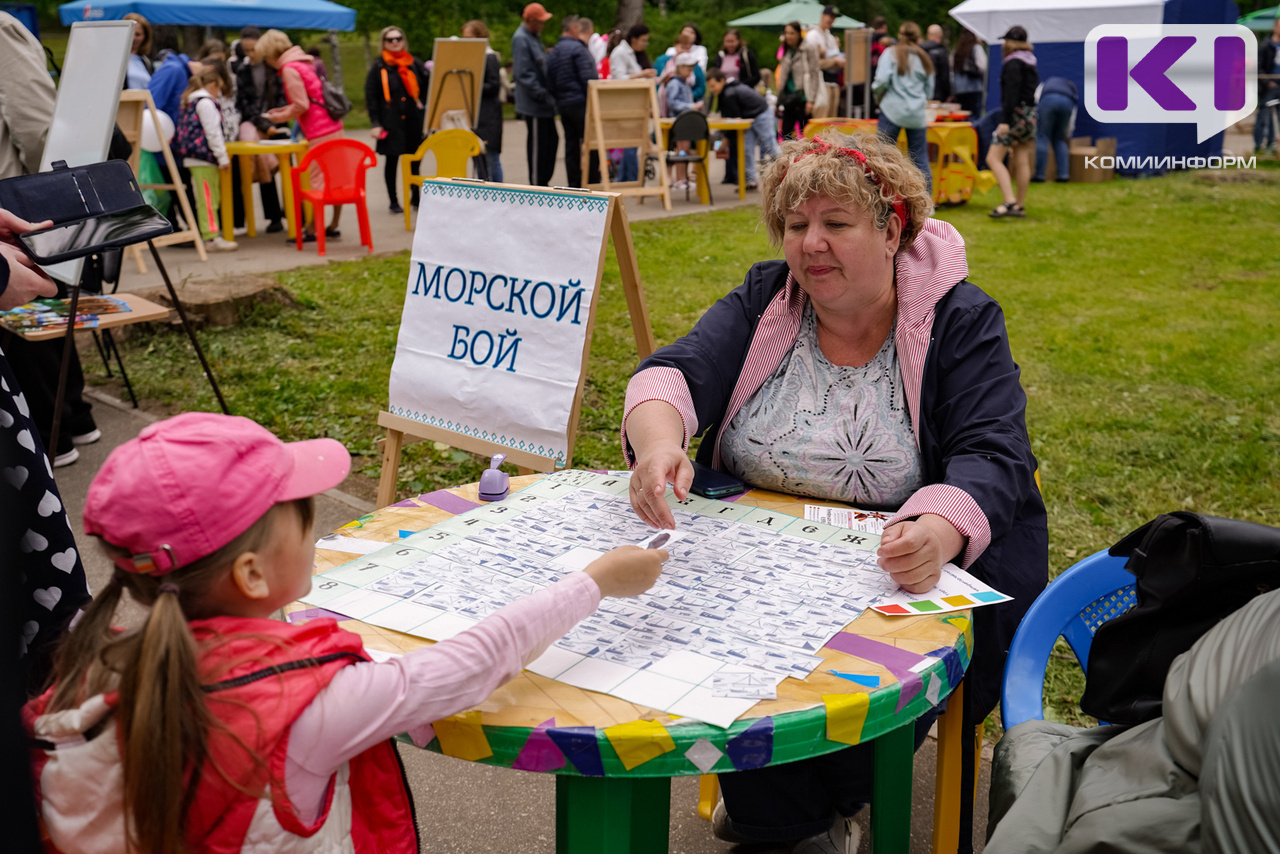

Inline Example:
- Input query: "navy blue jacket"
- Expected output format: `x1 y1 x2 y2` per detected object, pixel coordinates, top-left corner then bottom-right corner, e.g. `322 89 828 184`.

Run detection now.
1040 76 1078 104
511 24 555 118
149 53 191 124
545 35 597 108
630 255 1048 722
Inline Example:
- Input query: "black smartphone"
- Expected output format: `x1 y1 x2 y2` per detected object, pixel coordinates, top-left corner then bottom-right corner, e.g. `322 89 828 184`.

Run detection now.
689 461 746 499
18 205 173 265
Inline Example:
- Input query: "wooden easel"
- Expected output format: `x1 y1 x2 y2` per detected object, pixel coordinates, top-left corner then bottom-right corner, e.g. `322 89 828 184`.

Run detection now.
424 38 486 133
583 80 671 210
376 182 656 507
116 90 207 272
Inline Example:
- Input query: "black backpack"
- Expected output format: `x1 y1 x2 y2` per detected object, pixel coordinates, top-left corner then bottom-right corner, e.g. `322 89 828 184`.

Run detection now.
1081 512 1280 724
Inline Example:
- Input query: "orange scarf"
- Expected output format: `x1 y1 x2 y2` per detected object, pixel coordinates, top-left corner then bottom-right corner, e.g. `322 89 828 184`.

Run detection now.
381 49 419 102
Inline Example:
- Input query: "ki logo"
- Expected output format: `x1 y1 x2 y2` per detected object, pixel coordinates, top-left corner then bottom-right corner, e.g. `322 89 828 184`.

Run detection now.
1085 25 1258 142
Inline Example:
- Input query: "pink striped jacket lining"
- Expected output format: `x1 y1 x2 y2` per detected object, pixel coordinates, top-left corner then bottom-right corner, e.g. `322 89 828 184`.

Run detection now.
621 218 991 568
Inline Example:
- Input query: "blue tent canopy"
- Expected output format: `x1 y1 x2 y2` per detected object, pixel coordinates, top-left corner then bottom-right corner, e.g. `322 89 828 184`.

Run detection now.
59 0 355 31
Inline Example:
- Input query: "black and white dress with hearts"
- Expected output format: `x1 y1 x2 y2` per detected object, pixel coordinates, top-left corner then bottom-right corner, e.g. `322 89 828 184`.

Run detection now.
0 346 91 694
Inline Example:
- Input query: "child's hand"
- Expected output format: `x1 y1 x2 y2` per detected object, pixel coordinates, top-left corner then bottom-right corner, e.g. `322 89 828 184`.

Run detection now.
584 546 666 598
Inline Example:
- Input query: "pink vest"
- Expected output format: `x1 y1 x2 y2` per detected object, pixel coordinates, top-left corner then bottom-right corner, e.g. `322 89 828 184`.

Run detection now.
282 61 343 139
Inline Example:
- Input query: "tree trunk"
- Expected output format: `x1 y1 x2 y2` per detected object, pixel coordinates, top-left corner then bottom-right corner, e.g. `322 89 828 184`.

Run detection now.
614 0 644 33
327 30 344 90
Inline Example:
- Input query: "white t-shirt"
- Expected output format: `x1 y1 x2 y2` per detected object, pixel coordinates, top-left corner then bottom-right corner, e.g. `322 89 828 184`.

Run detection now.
663 43 708 71
805 26 842 60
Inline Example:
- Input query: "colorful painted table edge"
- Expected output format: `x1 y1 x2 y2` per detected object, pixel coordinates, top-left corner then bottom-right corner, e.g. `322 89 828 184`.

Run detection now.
296 474 973 853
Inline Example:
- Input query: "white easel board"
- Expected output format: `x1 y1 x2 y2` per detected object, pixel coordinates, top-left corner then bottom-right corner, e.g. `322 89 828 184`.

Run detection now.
40 20 133 285
379 179 656 506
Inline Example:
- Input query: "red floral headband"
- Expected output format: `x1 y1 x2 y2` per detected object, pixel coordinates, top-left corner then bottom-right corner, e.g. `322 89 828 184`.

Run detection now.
788 137 909 229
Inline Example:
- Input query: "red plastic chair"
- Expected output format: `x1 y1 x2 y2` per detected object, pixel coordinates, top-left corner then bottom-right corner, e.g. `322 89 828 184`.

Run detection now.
292 139 377 256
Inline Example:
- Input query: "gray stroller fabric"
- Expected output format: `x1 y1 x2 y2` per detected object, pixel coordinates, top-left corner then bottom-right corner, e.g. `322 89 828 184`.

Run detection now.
986 589 1280 854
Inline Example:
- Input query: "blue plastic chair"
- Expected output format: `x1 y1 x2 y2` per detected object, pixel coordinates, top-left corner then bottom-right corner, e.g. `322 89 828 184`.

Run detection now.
1001 549 1138 729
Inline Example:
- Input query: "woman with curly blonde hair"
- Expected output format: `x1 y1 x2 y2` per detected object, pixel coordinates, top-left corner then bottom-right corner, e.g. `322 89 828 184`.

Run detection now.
621 128 1047 852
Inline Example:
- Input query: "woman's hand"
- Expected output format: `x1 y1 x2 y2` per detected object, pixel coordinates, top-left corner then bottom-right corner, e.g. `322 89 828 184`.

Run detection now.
0 243 57 310
584 545 667 598
804 101 814 116
877 514 965 594
629 441 693 529
637 69 657 79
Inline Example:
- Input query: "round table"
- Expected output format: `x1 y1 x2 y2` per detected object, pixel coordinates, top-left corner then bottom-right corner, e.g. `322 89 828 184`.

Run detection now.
292 474 972 854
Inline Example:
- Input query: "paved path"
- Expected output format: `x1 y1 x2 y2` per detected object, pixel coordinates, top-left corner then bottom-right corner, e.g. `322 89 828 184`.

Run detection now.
116 118 759 294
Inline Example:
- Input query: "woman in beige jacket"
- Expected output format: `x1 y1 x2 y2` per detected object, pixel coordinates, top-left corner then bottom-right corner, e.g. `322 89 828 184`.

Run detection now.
774 21 822 139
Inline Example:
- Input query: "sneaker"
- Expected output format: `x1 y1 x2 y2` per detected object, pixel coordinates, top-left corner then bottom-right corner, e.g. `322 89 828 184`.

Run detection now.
746 181 759 191
70 428 101 446
266 220 284 234
787 814 862 854
53 447 79 468
389 201 404 214
210 237 239 251
233 226 248 236
710 800 754 845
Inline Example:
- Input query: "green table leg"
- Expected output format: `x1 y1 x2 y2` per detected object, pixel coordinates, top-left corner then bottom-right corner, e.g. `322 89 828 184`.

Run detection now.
555 775 671 854
871 721 915 854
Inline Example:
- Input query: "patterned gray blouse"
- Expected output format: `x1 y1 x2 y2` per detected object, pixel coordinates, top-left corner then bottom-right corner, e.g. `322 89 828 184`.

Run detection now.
719 304 924 508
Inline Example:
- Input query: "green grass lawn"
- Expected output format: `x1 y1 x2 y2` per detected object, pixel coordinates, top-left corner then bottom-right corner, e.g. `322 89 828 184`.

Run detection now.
94 171 1280 726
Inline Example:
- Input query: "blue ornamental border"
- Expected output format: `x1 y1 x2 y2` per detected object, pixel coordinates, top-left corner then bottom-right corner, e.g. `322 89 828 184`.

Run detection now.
388 404 568 466
421 181 610 215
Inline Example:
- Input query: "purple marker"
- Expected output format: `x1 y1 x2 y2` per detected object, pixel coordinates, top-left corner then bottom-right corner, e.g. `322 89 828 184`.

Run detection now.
647 532 671 550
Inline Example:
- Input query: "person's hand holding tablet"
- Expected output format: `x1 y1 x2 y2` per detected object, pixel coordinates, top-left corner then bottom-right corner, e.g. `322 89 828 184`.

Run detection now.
0 209 56 310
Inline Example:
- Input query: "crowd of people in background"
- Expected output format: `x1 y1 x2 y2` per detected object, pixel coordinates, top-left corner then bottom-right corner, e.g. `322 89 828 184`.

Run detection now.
67 5 1054 222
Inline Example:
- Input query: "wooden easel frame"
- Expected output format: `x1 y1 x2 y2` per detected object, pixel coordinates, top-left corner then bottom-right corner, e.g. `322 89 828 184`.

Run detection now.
376 181 656 507
117 90 208 272
582 80 671 211
424 38 487 133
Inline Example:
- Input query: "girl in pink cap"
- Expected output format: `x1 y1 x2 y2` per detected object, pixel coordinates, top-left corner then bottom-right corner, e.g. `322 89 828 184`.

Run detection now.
25 412 666 853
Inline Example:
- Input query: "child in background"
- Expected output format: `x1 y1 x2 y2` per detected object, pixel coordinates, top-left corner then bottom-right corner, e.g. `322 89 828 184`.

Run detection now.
25 413 667 852
666 52 703 190
174 68 238 250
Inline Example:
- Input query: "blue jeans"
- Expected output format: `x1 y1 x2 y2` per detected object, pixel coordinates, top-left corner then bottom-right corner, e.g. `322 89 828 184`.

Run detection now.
877 118 931 195
1034 92 1075 181
745 110 781 183
618 148 639 182
1255 84 1278 151
487 151 504 183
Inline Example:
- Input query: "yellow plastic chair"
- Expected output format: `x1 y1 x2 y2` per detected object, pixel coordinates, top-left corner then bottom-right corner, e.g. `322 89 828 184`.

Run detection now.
400 128 483 230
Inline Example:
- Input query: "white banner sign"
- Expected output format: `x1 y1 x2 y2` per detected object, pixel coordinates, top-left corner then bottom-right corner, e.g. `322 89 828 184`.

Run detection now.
388 182 612 465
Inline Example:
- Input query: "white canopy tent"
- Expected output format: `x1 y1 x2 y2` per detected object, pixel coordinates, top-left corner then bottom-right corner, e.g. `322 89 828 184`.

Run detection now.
949 0 1166 43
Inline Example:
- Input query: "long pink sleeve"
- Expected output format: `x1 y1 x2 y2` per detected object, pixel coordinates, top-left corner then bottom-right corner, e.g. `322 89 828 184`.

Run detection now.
271 65 309 122
284 571 602 822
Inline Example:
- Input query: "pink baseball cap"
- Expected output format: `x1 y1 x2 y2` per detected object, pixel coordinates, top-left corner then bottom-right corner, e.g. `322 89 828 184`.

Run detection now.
84 412 351 575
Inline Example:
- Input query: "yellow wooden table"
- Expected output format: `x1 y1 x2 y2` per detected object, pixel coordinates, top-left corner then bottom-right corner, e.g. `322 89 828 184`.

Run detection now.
218 139 308 240
292 473 972 853
658 117 753 202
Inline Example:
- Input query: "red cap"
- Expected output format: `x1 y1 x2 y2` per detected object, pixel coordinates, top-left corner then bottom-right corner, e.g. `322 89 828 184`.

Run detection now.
523 2 553 22
84 412 350 575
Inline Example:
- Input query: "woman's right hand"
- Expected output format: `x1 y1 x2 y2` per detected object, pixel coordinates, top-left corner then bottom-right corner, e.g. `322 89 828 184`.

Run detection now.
629 440 693 529
584 546 667 598
639 68 657 78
